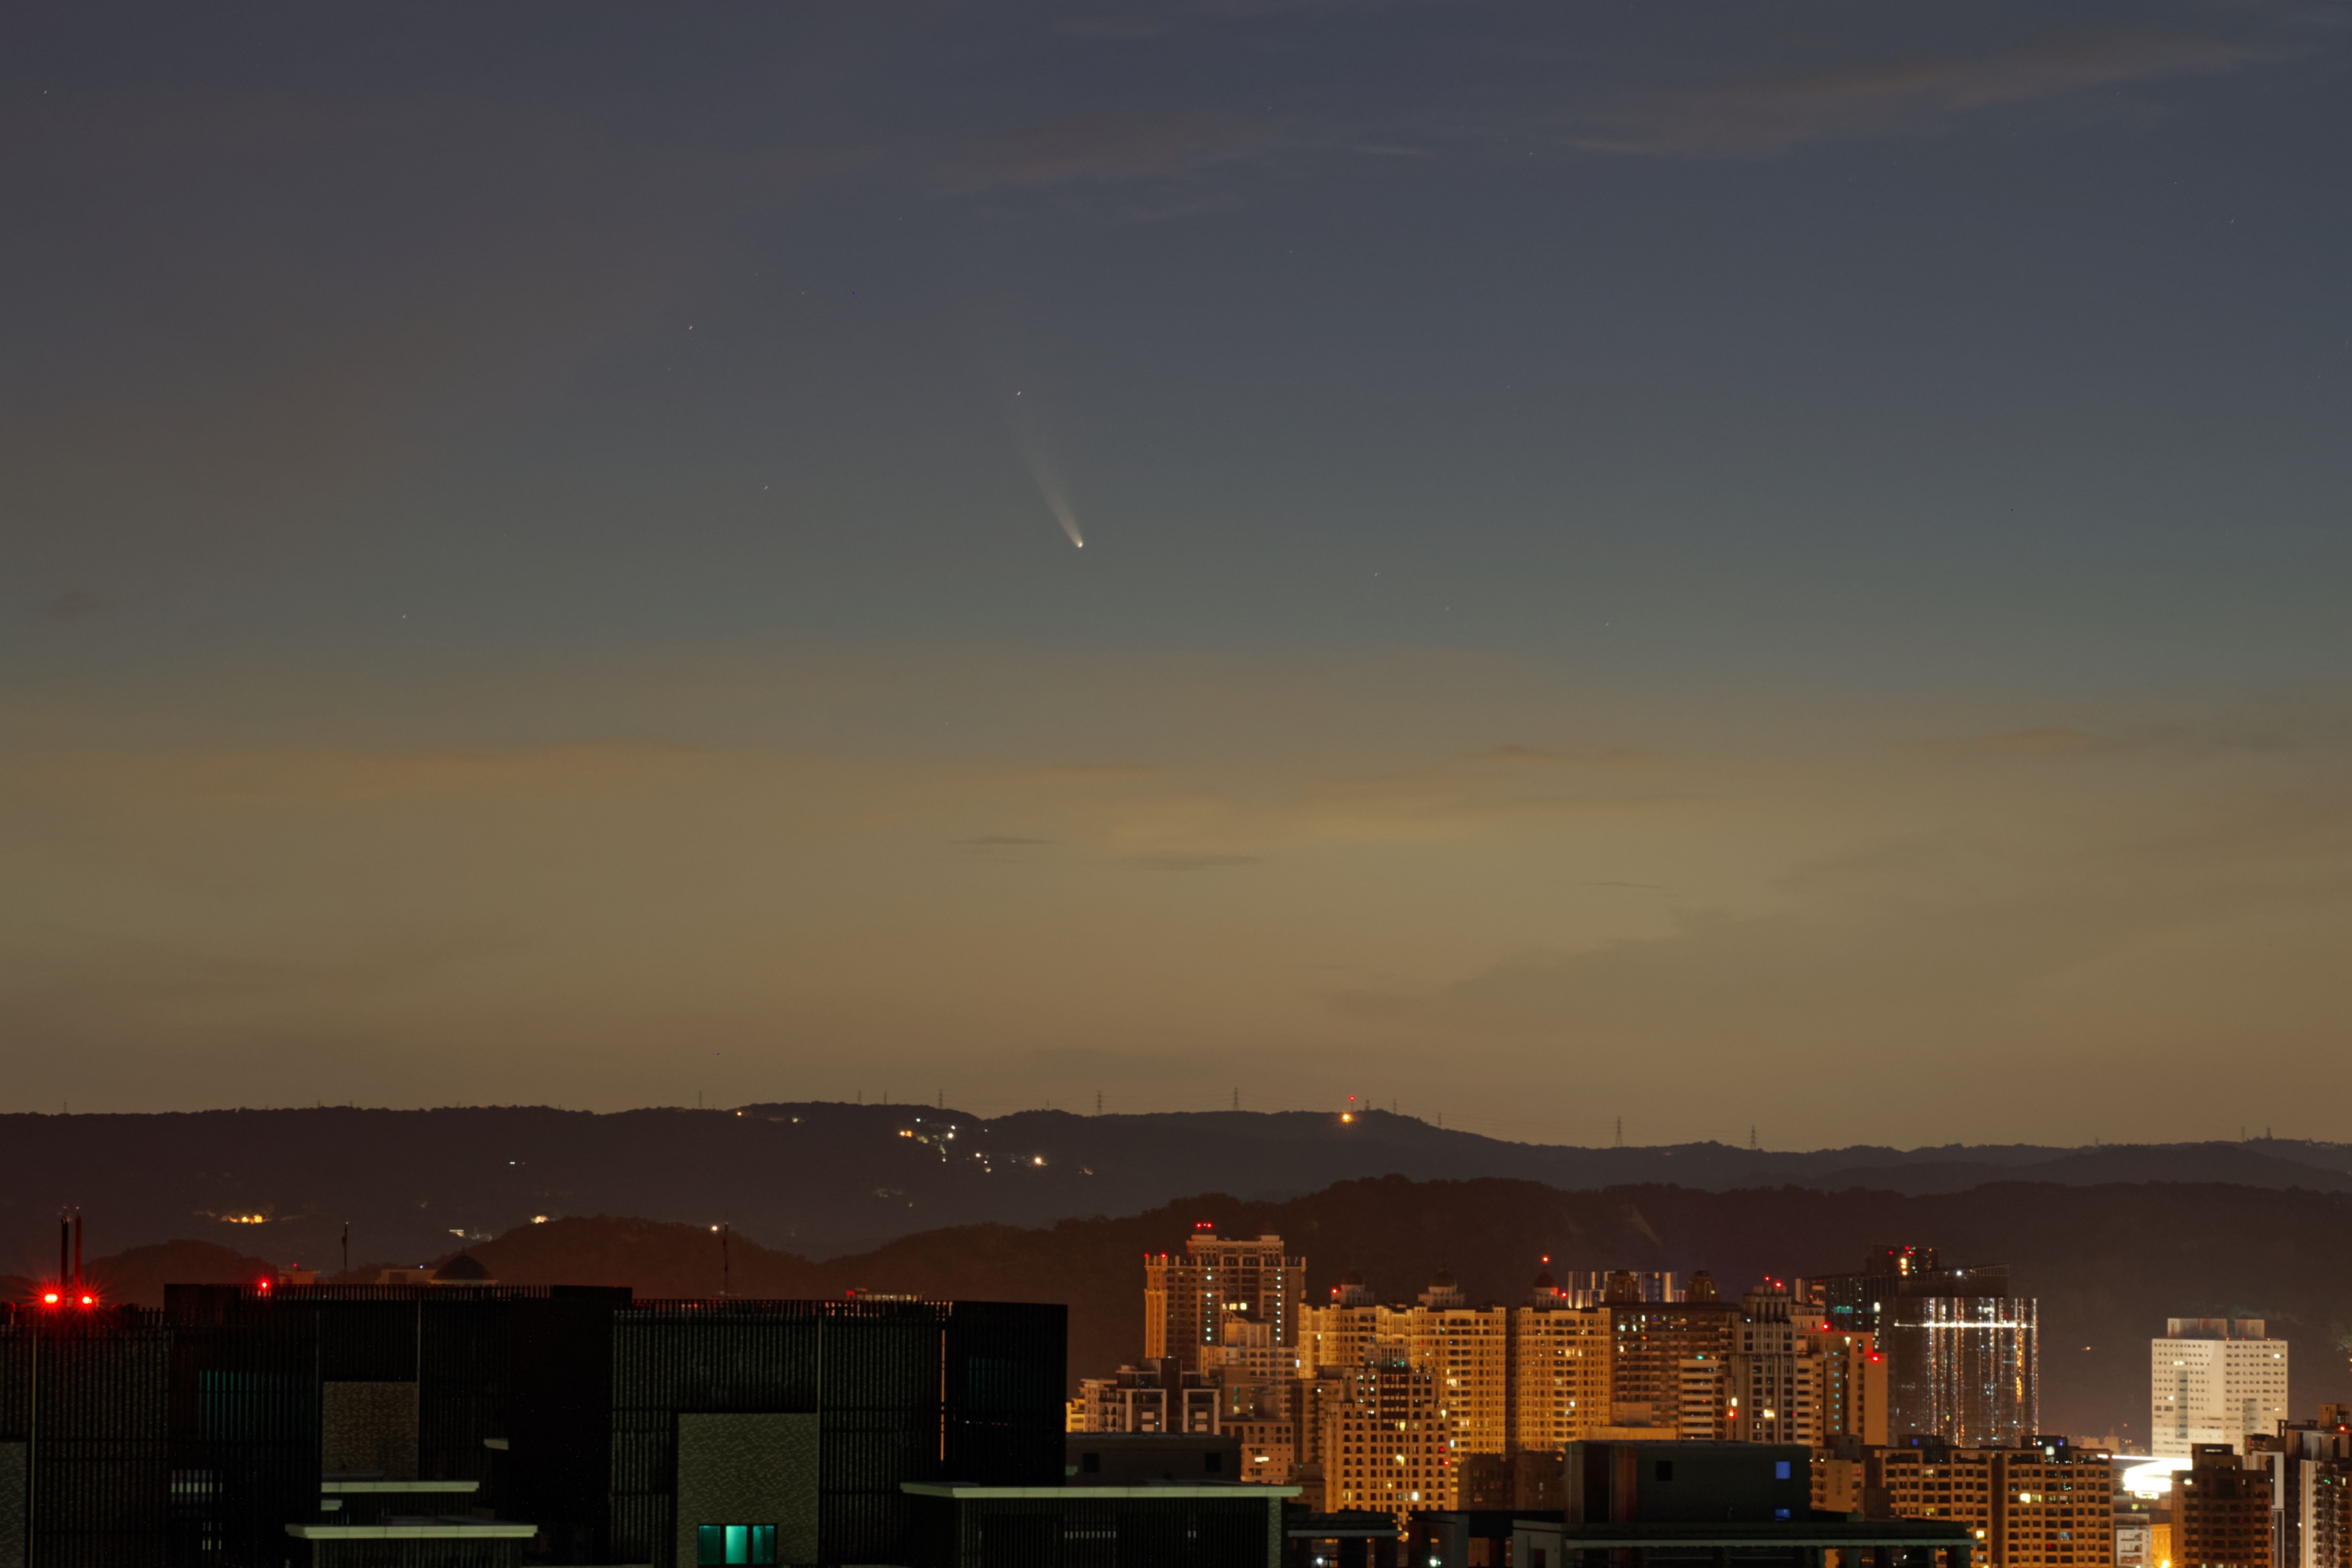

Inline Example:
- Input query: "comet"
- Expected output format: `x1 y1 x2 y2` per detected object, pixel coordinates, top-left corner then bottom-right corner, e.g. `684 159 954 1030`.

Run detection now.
1024 448 1086 549
1011 391 1085 549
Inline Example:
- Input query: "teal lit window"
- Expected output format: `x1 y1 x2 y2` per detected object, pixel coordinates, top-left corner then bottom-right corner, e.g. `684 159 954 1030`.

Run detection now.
696 1524 777 1566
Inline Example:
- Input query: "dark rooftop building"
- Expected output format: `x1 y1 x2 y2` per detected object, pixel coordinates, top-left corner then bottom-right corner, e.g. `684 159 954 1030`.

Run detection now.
10 1282 1246 1568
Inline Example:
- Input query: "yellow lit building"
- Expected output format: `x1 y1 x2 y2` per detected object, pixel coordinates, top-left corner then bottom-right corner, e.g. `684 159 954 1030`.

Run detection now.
1393 1276 1512 1466
1144 1229 1304 1372
1300 1285 1382 1376
1879 1437 2114 1568
1879 1445 1999 1568
1510 1281 1612 1454
1320 1360 1450 1522
1227 1418 1296 1486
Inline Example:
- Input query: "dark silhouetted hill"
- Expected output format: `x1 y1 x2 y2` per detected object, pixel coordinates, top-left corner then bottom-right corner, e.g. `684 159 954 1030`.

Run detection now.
439 1176 2352 1444
6 1101 2350 1276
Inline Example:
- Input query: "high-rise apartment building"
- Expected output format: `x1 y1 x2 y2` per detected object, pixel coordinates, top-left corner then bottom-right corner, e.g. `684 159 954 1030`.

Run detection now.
2175 1443 2275 1568
2156 1320 2291 1459
1391 1281 1511 1465
2304 1448 2352 1568
1318 1358 1450 1521
1878 1442 1999 1568
1143 1229 1304 1372
1998 1436 2116 1568
1509 1272 1612 1454
1606 1292 1739 1429
1299 1281 1507 1506
2244 1408 2352 1568
1298 1266 1612 1508
1300 1297 1382 1377
1717 1286 1887 1448
1878 1435 2113 1568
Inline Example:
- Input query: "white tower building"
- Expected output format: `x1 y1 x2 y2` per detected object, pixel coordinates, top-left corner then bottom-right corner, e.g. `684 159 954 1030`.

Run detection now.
2153 1318 2288 1457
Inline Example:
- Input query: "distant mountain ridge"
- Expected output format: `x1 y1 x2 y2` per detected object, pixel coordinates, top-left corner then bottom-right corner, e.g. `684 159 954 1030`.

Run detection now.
2 1101 2347 1273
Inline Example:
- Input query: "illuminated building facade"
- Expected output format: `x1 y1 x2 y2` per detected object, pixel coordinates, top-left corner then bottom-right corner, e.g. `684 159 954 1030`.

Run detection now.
1300 1269 1609 1507
1318 1359 1449 1521
1143 1230 1304 1373
1226 1417 1297 1486
1810 1248 2036 1447
1879 1443 1999 1568
1996 1437 2116 1568
1509 1282 1612 1454
1879 1435 2112 1568
1605 1296 1738 1430
1299 1297 1381 1378
1880 1295 2038 1447
1391 1286 1511 1466
2156 1320 2291 1459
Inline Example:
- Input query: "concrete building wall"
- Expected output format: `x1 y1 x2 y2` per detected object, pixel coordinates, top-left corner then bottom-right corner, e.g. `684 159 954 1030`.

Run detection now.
672 1412 820 1568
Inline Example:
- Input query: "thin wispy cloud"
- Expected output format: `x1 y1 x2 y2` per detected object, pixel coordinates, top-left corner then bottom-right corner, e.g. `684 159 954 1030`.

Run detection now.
1571 25 2294 157
932 106 1315 193
1053 13 1168 39
40 588 107 622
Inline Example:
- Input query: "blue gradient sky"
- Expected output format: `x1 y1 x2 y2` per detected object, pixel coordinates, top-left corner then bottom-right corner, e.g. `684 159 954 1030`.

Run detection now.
5 1 2350 1139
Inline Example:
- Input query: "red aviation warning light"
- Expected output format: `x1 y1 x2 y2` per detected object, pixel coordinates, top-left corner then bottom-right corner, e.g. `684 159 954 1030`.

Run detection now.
40 1291 59 1306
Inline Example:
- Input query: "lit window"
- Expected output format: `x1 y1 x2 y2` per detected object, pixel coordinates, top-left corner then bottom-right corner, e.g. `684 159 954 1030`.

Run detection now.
697 1525 777 1566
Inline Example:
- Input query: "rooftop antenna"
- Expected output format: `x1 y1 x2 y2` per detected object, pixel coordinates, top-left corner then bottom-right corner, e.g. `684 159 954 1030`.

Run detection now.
73 1210 83 1288
58 1208 70 1289
720 1223 731 1297
342 1222 350 1280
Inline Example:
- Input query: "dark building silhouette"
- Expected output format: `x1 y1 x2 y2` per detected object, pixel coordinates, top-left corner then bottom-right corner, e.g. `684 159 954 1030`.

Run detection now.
6 1283 1300 1568
2175 1443 2274 1568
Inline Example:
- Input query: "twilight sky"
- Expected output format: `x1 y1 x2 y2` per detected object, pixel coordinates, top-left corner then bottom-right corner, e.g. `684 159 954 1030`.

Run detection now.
6 1 2351 1142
